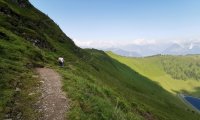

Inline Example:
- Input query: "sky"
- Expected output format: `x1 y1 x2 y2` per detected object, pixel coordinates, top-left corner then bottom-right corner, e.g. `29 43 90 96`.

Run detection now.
30 0 200 49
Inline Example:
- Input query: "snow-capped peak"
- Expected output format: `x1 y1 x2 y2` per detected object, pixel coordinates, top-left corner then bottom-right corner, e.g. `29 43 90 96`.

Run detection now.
189 43 193 49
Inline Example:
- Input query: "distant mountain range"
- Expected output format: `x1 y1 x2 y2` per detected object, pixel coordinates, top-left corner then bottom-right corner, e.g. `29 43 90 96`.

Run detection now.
104 41 200 57
105 48 141 57
162 42 200 55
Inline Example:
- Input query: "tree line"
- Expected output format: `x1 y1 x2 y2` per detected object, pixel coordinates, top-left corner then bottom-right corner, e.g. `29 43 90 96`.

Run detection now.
161 56 200 80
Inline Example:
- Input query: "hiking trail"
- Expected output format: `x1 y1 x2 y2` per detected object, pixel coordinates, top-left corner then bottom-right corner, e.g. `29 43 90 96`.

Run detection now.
36 68 68 120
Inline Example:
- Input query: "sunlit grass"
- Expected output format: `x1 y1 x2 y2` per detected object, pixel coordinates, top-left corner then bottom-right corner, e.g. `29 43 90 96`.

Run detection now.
107 51 200 96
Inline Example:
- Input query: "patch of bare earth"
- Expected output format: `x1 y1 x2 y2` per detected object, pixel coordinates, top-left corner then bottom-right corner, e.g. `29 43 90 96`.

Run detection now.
36 68 69 120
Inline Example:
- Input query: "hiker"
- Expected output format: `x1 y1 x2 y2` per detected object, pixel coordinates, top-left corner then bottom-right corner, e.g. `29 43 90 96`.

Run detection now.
58 57 64 67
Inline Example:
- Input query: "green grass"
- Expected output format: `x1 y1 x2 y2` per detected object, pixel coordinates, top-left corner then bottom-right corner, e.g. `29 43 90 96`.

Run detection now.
54 50 200 120
1 0 200 119
107 52 200 97
0 27 41 119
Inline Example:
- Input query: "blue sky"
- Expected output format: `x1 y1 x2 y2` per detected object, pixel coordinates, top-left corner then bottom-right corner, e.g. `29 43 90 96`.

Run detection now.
30 0 200 48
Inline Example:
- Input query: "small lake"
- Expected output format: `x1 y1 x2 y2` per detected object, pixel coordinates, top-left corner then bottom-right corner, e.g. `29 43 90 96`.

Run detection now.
183 95 200 111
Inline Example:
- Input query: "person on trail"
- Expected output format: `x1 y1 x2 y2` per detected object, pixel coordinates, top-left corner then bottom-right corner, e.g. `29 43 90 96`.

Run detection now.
58 57 64 67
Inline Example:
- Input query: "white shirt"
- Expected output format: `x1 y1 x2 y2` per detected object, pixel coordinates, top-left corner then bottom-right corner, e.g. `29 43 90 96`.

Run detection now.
58 57 64 63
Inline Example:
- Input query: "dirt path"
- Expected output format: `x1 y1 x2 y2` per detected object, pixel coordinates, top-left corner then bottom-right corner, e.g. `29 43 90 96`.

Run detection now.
36 68 68 120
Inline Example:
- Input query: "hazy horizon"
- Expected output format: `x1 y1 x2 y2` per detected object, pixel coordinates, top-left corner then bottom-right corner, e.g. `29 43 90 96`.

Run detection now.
30 0 200 56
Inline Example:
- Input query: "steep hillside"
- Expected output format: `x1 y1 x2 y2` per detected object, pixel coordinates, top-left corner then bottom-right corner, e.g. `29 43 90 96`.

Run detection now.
0 0 200 120
108 52 200 97
0 0 81 119
59 49 200 120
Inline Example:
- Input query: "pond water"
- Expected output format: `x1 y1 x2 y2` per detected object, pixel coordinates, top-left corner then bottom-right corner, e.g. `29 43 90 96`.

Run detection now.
184 96 200 111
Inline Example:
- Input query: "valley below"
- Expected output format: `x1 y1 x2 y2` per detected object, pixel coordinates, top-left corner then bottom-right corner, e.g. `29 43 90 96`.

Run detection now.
108 51 200 97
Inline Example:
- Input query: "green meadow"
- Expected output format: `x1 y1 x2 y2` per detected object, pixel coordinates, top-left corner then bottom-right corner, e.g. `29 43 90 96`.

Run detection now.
107 52 200 97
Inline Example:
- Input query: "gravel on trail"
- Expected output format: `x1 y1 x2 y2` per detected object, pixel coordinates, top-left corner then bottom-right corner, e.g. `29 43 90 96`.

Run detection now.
36 68 69 120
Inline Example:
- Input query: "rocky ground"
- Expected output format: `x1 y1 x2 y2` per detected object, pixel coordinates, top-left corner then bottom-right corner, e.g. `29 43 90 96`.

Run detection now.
36 68 69 120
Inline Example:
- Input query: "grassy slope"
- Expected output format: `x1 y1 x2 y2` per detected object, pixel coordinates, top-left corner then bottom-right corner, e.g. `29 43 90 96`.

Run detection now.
57 49 199 120
0 0 79 119
0 0 199 119
107 52 200 97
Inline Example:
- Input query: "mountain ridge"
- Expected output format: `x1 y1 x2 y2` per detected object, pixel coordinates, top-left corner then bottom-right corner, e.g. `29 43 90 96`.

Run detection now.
163 42 200 55
103 41 200 57
0 0 200 119
105 48 141 57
